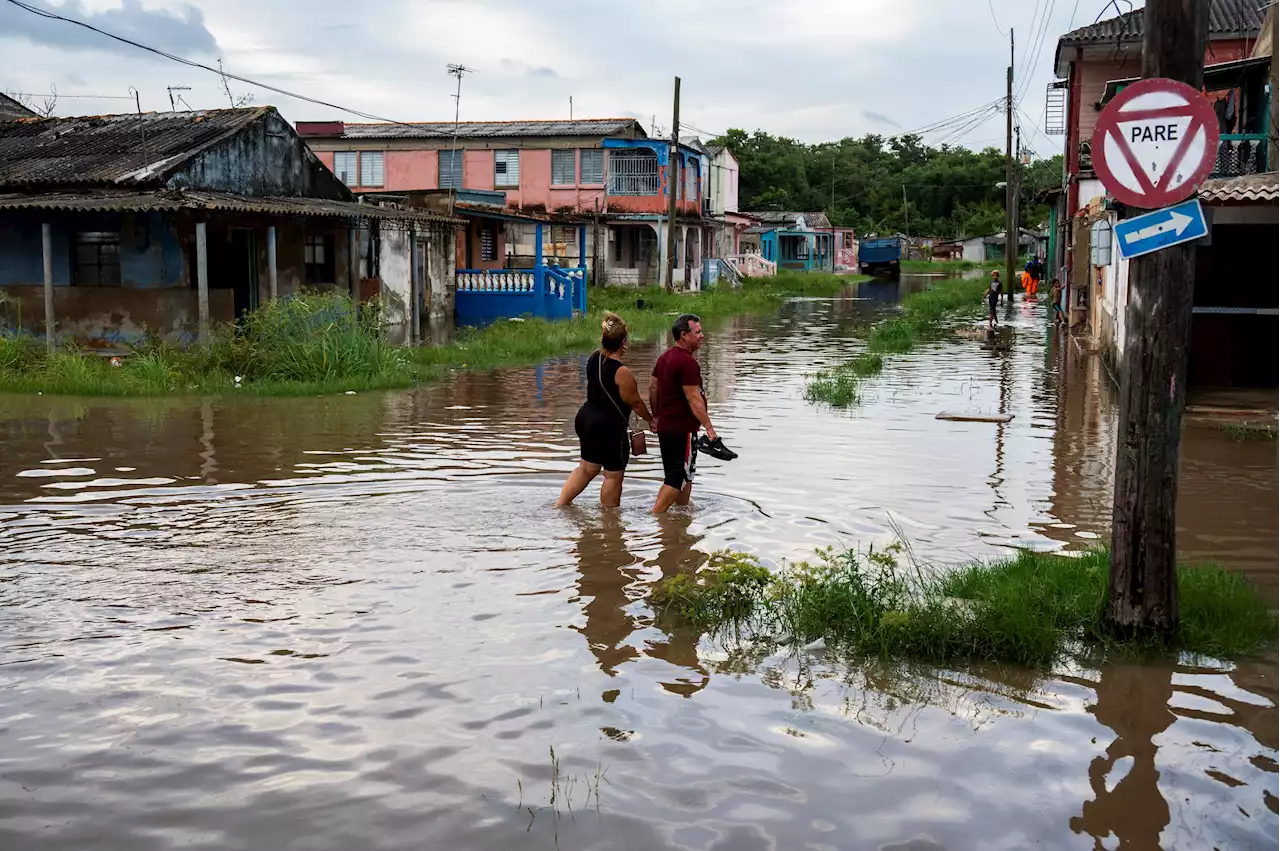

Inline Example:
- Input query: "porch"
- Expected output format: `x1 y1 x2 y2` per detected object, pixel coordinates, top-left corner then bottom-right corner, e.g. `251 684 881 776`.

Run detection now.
605 220 709 289
0 189 456 349
455 217 588 327
759 230 834 273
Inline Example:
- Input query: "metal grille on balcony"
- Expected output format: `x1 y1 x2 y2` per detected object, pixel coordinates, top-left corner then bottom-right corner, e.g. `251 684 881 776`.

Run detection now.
1044 82 1067 135
607 149 659 196
1213 136 1270 178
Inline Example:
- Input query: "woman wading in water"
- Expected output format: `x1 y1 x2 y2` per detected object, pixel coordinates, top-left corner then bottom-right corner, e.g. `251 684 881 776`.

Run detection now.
556 312 654 508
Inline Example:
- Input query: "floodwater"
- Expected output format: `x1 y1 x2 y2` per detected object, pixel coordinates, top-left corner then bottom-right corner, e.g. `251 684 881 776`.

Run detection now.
0 278 1275 851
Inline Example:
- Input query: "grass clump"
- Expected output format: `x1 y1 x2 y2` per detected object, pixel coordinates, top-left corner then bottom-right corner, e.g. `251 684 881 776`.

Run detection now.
652 547 1276 667
1221 422 1278 442
901 259 1010 273
806 275 989 407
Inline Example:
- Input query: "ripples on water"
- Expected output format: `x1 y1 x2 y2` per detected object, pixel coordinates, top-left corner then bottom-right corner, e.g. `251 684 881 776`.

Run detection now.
0 281 1275 850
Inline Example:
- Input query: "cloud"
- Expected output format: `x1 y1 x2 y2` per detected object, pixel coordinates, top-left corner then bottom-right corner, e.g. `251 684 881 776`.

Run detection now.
0 0 220 57
862 110 901 128
527 66 559 79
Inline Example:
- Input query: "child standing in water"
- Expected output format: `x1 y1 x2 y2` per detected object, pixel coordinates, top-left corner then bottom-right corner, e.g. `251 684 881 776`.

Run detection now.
987 271 1002 329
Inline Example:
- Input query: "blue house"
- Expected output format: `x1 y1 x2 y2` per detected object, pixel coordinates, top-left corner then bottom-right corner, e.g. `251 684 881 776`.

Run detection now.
750 212 837 273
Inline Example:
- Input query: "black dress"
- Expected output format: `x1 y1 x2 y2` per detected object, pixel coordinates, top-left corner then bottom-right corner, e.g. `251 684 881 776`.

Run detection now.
574 351 630 472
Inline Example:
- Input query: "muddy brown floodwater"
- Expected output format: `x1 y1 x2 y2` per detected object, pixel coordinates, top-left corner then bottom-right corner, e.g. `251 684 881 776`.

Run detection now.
0 277 1275 851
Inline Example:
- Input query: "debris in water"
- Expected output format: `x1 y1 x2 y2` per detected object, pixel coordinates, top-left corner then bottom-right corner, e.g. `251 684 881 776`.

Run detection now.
936 412 1014 423
802 637 826 651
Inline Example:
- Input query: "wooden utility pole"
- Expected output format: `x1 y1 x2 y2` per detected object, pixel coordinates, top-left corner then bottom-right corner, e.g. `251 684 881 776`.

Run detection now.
664 76 681 292
1106 0 1210 636
1270 4 1279 171
1005 28 1015 302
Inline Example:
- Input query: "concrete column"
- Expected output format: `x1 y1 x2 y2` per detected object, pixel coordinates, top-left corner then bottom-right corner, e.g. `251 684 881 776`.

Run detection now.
654 221 667 289
266 225 278 301
349 227 360 304
196 221 209 344
41 223 54 352
409 226 420 345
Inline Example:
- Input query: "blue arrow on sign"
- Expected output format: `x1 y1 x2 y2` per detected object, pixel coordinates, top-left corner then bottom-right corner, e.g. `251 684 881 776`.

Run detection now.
1114 199 1208 260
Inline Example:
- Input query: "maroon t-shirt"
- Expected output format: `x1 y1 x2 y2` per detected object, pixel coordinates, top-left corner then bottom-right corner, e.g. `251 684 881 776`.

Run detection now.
652 346 703 435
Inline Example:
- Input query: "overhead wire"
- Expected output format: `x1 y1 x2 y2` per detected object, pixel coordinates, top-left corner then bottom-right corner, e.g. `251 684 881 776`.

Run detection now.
1 0 454 136
1016 0 1059 103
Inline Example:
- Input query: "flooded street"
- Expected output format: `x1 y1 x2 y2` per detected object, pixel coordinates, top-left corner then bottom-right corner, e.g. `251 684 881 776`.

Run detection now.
1 278 1275 850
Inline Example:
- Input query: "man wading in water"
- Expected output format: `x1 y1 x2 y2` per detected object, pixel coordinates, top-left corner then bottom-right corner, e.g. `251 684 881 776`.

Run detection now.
650 314 734 514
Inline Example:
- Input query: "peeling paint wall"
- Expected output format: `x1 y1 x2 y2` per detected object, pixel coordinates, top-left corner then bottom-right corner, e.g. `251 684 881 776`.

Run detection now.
0 284 233 347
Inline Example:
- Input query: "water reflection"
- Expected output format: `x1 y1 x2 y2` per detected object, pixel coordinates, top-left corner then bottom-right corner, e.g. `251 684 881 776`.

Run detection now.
0 282 1275 850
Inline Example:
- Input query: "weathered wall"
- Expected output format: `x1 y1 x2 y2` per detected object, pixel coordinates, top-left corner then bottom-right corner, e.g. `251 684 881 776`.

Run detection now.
172 111 351 200
379 225 412 327
1 284 233 346
0 213 185 289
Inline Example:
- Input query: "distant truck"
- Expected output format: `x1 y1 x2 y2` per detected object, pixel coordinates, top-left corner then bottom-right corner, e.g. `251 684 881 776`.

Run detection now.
858 237 904 279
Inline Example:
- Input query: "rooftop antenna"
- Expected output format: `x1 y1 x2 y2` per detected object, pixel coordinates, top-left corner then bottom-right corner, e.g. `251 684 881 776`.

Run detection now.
167 86 191 112
446 63 475 217
569 95 573 120
129 85 147 164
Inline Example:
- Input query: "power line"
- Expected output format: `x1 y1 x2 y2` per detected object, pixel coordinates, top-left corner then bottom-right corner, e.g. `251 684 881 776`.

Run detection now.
5 91 134 100
1 0 453 135
1016 0 1058 103
988 0 1008 35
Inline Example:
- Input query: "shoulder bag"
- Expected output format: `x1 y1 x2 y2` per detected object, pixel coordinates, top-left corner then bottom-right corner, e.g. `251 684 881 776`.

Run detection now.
598 354 647 456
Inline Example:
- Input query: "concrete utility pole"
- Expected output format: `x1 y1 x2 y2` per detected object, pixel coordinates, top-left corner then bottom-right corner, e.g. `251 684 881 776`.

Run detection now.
664 76 681 292
1005 28 1015 301
1270 5 1279 171
1105 0 1210 636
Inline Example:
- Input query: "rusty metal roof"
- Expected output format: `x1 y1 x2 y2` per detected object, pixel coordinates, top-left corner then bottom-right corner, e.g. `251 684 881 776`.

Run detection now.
0 108 271 188
1199 173 1279 204
0 188 460 223
336 118 642 140
1059 0 1262 46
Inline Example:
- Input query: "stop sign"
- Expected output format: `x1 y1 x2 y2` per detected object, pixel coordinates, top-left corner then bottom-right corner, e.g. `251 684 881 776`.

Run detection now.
1090 77 1221 209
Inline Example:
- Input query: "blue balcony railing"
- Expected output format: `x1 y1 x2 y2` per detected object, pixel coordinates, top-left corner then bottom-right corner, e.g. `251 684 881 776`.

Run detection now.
1212 134 1270 178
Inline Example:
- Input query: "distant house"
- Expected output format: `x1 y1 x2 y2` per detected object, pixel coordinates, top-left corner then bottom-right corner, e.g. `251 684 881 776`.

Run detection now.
959 229 1044 263
0 93 38 121
298 118 715 289
744 211 857 273
0 108 458 347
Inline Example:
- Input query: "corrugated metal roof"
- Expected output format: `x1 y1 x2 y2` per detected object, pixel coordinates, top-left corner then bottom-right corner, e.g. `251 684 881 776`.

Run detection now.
0 93 38 121
339 118 642 140
1060 0 1263 45
1198 172 1279 203
0 108 270 188
0 188 460 223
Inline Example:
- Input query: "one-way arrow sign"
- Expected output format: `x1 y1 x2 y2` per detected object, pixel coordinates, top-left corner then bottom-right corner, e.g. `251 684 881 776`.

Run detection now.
1113 199 1208 260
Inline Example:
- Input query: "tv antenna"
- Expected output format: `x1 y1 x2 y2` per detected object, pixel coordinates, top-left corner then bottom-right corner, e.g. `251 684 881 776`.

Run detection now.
446 64 476 216
167 86 192 111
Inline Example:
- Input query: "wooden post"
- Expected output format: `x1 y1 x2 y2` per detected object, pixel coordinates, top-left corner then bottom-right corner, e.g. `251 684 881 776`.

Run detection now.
1106 0 1210 635
266 225 278 301
664 76 681 292
1005 28 1016 301
349 227 360 304
196 221 209 344
1270 4 1279 171
41 223 54 352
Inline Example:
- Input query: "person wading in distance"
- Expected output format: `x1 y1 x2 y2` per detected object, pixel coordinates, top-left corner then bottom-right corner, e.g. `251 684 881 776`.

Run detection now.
650 313 719 514
556 312 654 508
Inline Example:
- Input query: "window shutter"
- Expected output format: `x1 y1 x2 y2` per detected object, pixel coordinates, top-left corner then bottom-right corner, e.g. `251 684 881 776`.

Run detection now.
333 152 357 185
360 152 384 187
495 150 520 186
551 150 575 185
439 150 463 189
580 149 603 184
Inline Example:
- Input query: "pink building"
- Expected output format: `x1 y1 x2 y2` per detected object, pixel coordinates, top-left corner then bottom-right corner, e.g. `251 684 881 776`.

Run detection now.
298 118 713 288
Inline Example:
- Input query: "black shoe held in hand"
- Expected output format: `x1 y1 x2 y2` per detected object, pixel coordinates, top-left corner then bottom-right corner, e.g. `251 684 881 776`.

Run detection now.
696 435 738 461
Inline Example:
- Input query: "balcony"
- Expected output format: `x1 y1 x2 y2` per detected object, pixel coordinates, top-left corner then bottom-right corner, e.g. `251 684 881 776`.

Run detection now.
1212 134 1270 178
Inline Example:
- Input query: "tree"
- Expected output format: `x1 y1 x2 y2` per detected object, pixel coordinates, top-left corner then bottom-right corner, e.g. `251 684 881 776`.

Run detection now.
715 128 1062 240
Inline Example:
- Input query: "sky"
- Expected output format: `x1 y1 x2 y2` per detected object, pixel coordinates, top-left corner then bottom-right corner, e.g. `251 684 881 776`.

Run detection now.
0 0 1127 158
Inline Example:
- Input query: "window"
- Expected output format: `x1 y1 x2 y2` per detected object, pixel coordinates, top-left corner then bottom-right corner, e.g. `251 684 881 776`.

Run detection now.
607 148 659 196
551 149 576 186
359 151 385 187
580 149 604 184
479 221 497 262
439 149 463 189
304 234 336 284
72 232 120 286
333 152 357 186
494 150 520 187
686 160 698 201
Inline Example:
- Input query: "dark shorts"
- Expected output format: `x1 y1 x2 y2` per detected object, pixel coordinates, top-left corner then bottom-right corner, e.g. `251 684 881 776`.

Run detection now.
658 431 698 490
575 404 628 472
988 296 999 318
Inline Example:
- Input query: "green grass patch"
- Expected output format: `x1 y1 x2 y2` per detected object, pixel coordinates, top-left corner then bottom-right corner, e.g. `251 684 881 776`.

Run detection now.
1 273 861 398
901 259 1004 273
1221 422 1278 442
806 274 990 407
651 547 1276 667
